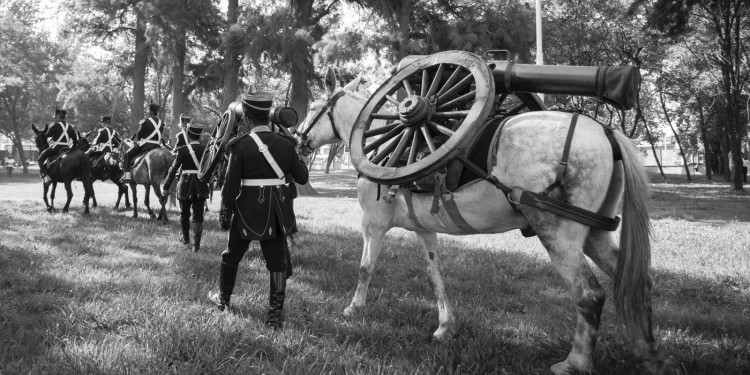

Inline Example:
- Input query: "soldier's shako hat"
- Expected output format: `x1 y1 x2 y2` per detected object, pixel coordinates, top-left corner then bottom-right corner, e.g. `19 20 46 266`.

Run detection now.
147 102 161 112
186 123 203 137
180 114 192 123
54 107 67 119
101 114 112 122
241 92 273 119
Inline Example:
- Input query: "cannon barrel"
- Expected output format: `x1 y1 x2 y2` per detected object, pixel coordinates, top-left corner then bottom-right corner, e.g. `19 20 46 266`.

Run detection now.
397 55 640 110
489 61 640 110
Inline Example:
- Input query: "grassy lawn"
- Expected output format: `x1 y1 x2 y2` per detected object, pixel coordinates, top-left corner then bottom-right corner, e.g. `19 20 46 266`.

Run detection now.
0 171 748 374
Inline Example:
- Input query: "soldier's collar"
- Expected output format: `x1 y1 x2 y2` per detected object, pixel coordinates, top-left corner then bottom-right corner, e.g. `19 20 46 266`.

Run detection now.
251 125 271 133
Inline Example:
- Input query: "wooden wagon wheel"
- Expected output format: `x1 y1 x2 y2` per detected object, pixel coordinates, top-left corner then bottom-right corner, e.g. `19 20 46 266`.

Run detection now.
198 102 242 182
350 51 495 185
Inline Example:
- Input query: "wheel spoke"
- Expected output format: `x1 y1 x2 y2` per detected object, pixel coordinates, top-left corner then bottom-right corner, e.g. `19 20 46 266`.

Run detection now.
403 79 414 97
385 128 415 167
421 70 429 97
436 66 464 98
407 129 420 165
432 110 469 119
437 74 474 103
370 113 399 120
429 121 455 136
386 95 400 106
370 133 404 165
363 124 405 154
419 124 437 153
437 90 476 111
426 63 446 98
364 122 401 138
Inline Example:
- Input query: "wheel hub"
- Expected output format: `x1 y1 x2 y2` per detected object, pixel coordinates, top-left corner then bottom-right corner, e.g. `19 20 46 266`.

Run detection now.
398 95 432 125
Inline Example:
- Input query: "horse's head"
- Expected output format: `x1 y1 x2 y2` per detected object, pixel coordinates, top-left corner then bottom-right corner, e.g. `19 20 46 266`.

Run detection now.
297 67 367 156
31 124 49 151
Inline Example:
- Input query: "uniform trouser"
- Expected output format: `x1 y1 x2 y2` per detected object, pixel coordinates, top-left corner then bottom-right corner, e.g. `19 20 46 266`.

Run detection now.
221 222 286 272
38 147 67 173
180 199 205 223
123 144 157 171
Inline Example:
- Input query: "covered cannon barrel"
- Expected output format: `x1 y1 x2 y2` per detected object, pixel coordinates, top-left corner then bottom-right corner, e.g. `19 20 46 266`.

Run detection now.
488 61 640 110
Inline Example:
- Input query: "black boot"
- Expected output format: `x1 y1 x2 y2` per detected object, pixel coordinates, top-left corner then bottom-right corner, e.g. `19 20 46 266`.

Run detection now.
266 271 287 330
192 222 203 252
208 263 238 312
179 218 190 245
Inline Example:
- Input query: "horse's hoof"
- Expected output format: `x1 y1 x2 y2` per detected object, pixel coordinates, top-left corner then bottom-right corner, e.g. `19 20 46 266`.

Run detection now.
432 324 456 341
550 356 591 375
343 305 359 317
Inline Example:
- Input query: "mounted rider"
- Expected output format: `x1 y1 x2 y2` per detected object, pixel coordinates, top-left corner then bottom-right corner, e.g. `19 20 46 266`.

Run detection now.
38 107 79 183
173 114 191 150
86 114 121 161
121 102 166 182
208 92 309 330
162 117 209 252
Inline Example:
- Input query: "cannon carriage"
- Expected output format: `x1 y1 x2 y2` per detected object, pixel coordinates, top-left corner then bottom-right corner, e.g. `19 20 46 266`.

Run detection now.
348 50 640 186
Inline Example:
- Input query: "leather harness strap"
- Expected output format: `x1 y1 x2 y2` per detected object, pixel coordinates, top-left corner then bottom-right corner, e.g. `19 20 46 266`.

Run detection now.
543 112 579 197
403 189 425 230
511 188 621 231
249 132 285 179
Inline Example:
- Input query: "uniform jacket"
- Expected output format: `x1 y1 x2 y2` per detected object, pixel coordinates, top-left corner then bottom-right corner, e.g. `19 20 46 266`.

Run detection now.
163 140 209 201
45 121 79 151
222 126 309 241
92 126 120 153
134 115 165 145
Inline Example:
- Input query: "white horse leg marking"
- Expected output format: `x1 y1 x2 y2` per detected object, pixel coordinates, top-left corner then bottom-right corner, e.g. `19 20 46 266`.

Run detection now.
526 210 605 375
344 222 388 317
414 231 456 340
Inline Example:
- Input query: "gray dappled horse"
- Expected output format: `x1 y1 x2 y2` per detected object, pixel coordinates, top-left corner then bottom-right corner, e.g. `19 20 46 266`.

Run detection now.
297 72 672 374
31 124 95 214
119 139 174 222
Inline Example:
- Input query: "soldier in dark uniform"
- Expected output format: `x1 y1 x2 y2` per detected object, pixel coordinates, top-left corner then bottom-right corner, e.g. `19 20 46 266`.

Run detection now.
38 107 79 183
162 119 209 252
209 92 308 330
173 114 191 150
121 102 166 182
86 114 121 159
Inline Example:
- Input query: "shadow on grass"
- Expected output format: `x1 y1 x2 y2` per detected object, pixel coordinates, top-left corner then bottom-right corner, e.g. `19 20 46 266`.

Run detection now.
287 224 749 374
649 174 750 223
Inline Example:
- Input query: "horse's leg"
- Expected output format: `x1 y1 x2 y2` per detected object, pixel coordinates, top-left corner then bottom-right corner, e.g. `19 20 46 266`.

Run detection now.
414 231 456 340
62 181 73 213
153 182 167 224
583 229 618 278
343 221 389 318
528 213 605 375
42 182 52 211
50 182 58 211
90 181 98 208
113 178 122 209
144 184 156 218
130 182 138 218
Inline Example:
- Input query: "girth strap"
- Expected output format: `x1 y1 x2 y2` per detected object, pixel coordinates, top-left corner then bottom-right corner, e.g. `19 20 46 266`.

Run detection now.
543 112 579 196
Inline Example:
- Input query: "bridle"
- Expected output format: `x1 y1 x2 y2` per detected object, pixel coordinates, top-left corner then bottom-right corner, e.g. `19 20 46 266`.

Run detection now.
299 90 346 154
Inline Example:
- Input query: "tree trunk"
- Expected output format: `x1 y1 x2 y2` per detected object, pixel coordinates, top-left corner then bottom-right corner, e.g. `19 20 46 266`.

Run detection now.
324 142 342 173
132 5 148 134
696 99 712 180
659 91 691 180
221 0 240 109
397 0 414 60
171 28 186 144
10 132 28 174
643 120 666 180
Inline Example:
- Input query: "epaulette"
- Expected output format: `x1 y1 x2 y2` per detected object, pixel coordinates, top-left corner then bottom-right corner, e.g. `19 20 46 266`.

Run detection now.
227 133 250 149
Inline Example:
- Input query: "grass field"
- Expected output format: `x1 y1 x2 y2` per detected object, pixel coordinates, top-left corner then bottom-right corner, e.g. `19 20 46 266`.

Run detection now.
1 171 748 374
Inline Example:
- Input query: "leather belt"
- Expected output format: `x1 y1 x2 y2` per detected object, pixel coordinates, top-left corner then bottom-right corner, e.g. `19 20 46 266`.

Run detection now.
241 178 285 186
181 170 198 174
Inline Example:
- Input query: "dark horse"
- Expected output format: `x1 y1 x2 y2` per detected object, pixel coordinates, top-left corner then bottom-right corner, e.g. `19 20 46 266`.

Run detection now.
120 139 174 222
78 131 131 209
31 124 95 214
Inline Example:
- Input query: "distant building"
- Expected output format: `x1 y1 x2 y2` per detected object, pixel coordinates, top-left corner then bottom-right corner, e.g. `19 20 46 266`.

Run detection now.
0 139 38 163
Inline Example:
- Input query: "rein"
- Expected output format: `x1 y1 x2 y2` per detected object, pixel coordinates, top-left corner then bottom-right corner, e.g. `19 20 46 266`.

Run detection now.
300 91 346 150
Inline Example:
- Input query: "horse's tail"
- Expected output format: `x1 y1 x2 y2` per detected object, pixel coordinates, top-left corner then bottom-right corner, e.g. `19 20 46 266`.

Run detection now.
612 129 654 350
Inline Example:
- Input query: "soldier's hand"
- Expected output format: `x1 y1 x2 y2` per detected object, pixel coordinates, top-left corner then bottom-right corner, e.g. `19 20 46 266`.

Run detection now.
161 189 169 198
219 209 232 231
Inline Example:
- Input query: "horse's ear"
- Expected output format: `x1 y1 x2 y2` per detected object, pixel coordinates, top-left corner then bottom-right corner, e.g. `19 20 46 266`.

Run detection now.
324 66 337 95
31 124 39 134
342 73 362 93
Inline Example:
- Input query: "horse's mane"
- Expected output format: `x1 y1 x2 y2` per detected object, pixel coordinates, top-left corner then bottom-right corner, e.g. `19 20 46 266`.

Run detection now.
310 88 369 110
